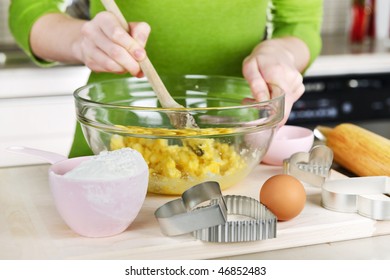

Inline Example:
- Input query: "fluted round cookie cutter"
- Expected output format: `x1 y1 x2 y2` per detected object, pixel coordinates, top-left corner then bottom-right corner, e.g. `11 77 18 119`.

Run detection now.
193 195 277 242
154 182 277 242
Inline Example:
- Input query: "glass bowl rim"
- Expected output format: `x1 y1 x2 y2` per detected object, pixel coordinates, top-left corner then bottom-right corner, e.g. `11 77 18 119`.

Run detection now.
73 74 285 112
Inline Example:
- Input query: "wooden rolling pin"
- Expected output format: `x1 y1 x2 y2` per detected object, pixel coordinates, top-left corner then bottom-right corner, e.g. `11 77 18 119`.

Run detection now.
316 123 390 176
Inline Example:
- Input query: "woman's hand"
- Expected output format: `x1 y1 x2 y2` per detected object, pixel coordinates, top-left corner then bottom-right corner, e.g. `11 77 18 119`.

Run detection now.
242 37 310 125
74 12 151 77
30 12 150 77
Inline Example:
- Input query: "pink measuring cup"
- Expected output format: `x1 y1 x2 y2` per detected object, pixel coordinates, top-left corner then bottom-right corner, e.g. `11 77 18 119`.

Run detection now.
8 146 148 238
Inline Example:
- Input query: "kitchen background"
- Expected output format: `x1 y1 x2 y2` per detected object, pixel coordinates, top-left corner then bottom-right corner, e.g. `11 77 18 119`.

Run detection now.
0 0 369 47
1 0 390 167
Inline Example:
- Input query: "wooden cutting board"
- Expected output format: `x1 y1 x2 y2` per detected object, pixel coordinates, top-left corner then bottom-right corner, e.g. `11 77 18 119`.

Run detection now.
1 164 390 259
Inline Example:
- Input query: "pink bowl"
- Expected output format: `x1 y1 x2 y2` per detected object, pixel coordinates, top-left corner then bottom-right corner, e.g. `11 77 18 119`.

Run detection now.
262 125 314 166
49 157 148 237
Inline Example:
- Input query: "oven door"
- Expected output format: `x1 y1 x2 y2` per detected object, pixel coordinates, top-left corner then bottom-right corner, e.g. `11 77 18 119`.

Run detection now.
288 72 390 138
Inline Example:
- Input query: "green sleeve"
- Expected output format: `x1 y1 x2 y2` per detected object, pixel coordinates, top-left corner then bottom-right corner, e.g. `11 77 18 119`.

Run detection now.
8 0 65 66
270 0 323 66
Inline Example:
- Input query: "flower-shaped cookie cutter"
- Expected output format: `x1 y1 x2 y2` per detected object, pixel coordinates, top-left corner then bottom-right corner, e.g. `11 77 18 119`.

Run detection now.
283 145 333 187
154 181 227 236
322 176 390 220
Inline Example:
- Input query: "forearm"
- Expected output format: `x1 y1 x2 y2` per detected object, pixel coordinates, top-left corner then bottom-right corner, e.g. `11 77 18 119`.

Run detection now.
30 13 85 64
270 0 323 67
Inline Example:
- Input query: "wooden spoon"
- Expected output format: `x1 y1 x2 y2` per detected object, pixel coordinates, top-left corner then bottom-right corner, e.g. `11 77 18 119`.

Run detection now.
100 0 199 130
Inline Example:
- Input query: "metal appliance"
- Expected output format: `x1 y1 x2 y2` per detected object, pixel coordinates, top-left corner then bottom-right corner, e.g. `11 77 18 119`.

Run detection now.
289 72 390 126
288 51 390 140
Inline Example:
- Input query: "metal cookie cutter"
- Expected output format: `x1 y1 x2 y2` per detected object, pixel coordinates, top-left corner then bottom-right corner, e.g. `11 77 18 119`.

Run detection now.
193 195 277 243
284 145 333 187
322 176 390 220
154 181 227 236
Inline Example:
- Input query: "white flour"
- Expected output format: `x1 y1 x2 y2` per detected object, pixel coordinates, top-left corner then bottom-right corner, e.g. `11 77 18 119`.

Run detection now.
64 148 147 180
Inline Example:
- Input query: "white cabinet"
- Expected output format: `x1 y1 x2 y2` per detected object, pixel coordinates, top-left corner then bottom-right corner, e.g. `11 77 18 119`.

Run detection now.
305 53 390 77
0 66 90 167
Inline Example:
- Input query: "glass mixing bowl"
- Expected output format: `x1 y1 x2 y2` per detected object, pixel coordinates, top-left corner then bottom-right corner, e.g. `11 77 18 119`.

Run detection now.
74 75 284 195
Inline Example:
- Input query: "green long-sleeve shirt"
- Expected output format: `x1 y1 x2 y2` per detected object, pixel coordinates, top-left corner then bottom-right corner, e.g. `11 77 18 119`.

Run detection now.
9 0 323 157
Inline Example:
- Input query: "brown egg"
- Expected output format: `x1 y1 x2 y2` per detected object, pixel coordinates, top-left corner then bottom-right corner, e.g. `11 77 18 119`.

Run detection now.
260 174 306 221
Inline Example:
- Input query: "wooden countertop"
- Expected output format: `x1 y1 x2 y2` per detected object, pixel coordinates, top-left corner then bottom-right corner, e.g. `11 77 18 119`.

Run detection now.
2 163 390 260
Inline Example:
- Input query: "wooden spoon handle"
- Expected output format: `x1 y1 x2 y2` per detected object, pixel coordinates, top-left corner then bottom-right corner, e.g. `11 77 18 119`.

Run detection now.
100 0 181 108
139 58 183 108
100 0 128 29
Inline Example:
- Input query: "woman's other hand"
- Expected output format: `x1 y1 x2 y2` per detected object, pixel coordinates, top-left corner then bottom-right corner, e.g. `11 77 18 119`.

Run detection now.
242 37 310 125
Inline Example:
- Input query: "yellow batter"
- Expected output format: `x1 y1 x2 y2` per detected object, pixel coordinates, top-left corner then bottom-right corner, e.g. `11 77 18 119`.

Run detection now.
110 126 248 194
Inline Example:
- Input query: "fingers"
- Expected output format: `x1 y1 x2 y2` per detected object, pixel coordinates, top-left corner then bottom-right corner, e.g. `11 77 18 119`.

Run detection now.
242 54 305 126
129 22 151 48
243 56 304 103
276 71 305 126
81 23 137 74
98 28 142 74
279 103 292 127
79 12 151 76
83 46 126 73
269 68 304 126
282 70 305 104
128 22 151 78
99 14 146 60
242 57 270 101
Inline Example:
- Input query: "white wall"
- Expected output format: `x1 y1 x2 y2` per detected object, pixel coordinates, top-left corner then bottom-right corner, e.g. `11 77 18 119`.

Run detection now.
321 0 352 35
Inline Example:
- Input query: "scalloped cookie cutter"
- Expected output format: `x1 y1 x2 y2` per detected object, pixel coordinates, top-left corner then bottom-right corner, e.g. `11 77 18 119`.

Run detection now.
283 145 333 187
193 195 277 243
322 176 390 220
155 182 277 242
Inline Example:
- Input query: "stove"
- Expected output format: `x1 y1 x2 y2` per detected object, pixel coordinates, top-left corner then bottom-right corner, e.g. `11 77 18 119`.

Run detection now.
289 72 390 124
287 68 390 176
287 53 390 139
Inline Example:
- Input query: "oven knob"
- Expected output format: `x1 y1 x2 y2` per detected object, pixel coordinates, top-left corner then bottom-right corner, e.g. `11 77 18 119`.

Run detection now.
341 102 353 114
